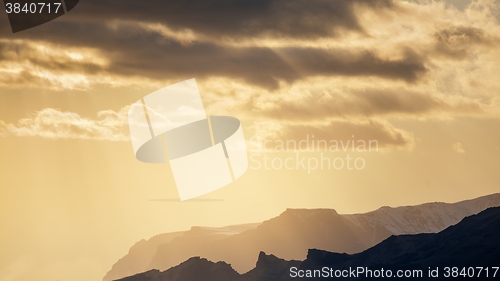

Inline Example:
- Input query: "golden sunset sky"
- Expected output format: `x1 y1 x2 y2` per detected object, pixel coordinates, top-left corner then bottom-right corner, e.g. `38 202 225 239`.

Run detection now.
1 0 500 281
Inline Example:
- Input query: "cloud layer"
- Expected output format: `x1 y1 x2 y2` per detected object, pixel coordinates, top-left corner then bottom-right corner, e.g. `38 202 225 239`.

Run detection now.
0 0 499 150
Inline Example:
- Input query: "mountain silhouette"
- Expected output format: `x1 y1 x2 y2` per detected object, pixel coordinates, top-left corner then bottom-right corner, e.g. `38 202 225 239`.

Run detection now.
117 257 239 281
115 206 500 281
105 193 500 280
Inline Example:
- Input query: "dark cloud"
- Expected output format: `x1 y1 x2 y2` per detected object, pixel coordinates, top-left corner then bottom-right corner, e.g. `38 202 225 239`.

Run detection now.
0 20 426 88
104 41 426 88
0 0 395 39
66 0 393 40
0 0 431 88
434 26 492 59
277 48 425 82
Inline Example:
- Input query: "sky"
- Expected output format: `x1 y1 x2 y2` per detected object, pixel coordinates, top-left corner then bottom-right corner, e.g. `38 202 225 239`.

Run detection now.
1 0 500 281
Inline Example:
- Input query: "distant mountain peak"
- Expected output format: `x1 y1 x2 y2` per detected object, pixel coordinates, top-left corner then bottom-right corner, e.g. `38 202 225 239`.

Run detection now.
283 208 338 214
256 251 280 264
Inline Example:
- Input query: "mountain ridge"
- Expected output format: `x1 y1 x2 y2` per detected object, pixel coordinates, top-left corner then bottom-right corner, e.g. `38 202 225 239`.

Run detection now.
114 206 500 281
105 193 500 280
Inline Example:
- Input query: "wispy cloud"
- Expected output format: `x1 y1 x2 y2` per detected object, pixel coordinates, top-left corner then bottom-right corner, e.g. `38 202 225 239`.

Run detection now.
249 119 415 150
0 107 130 141
0 103 415 150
